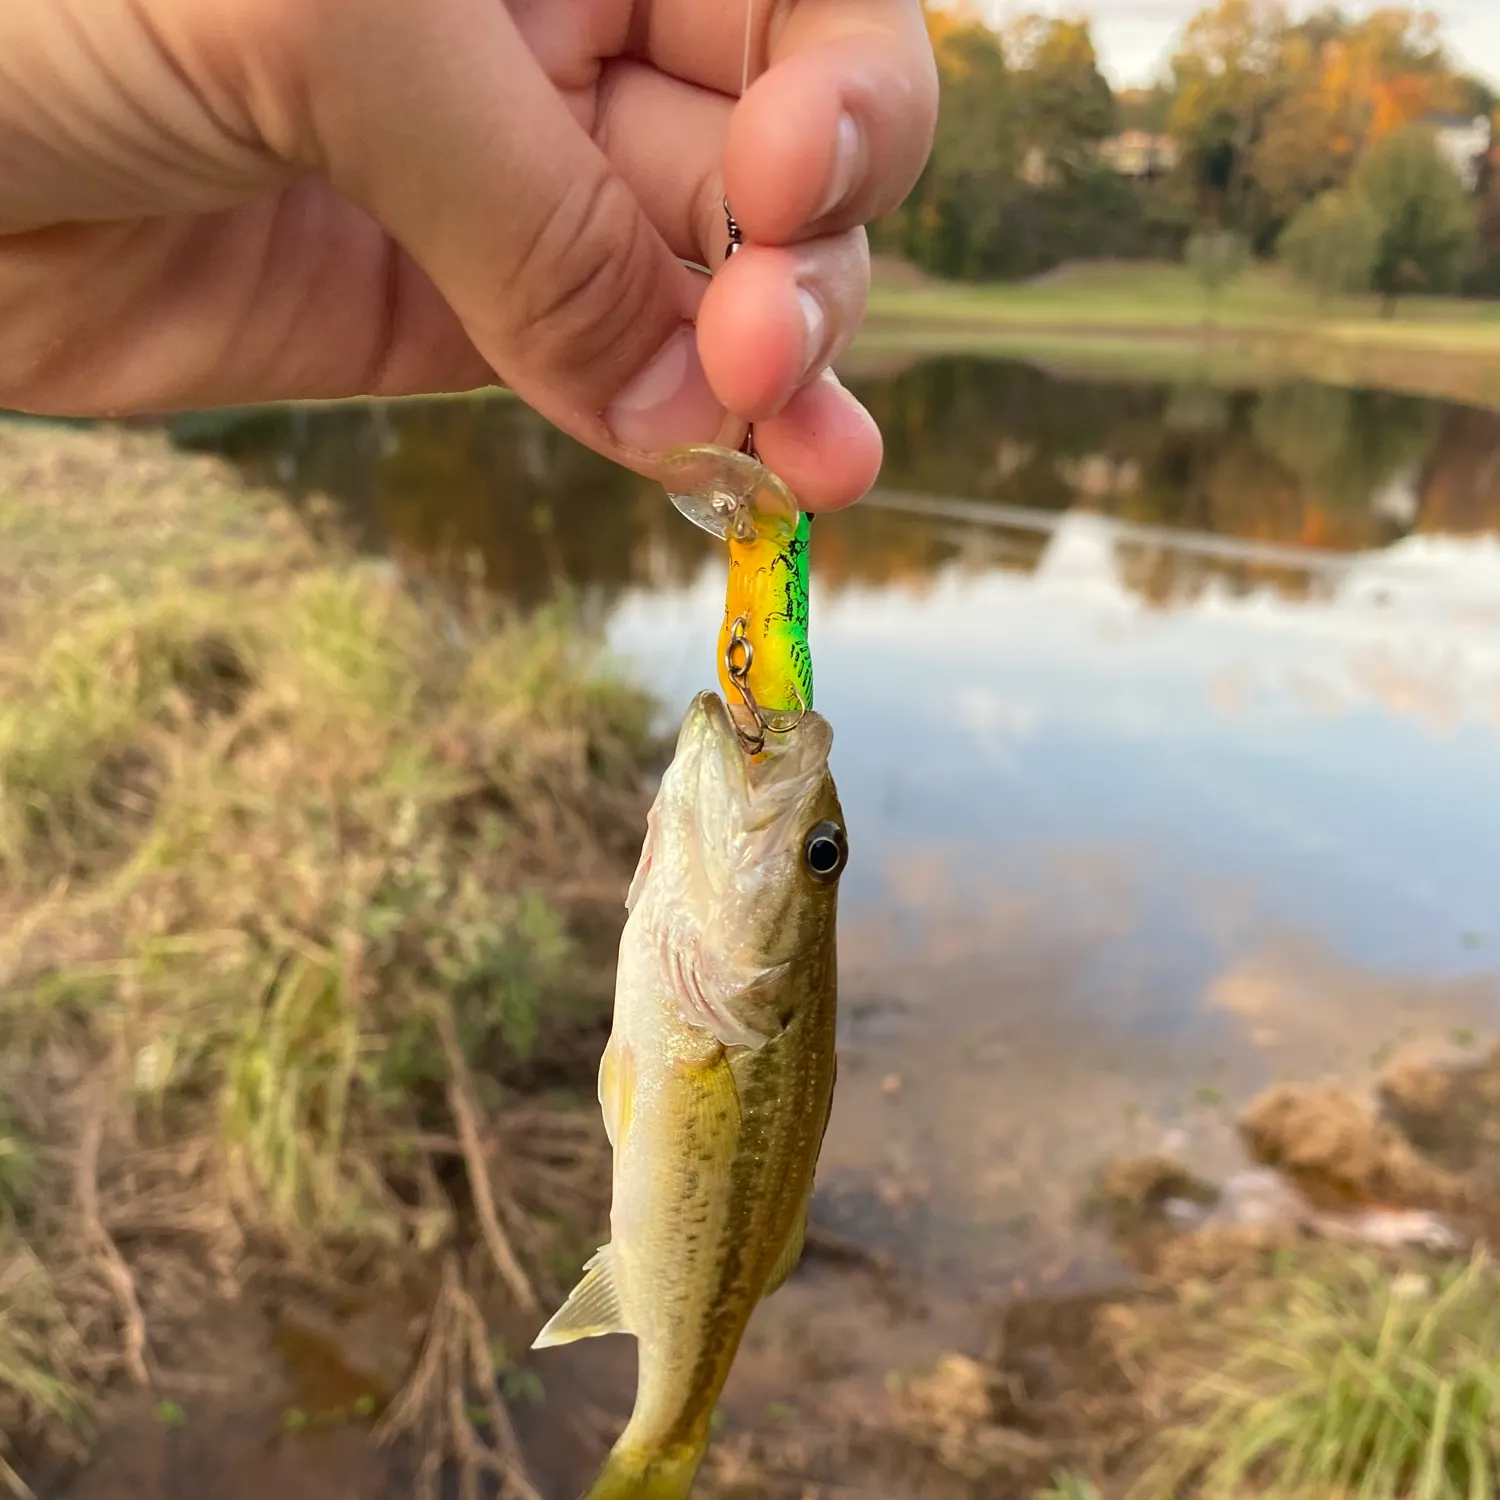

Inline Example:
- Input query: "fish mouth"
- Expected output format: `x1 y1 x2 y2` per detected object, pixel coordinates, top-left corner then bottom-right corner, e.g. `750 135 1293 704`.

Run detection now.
681 691 833 806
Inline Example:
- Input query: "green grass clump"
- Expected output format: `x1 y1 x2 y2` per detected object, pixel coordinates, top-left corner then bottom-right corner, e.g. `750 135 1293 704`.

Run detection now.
1042 1473 1103 1500
1143 1252 1500 1500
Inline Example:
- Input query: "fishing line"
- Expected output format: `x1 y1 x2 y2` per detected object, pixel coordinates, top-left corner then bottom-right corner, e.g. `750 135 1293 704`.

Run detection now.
741 0 755 96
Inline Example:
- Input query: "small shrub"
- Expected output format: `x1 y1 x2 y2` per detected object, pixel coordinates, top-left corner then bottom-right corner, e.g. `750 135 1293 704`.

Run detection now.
1279 188 1382 302
1185 229 1250 320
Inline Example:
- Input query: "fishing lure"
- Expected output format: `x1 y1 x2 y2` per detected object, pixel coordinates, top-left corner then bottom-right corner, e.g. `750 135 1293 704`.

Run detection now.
662 443 813 751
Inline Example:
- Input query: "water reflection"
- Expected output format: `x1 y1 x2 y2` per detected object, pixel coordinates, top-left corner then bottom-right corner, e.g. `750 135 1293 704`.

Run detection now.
202 358 1500 613
209 355 1500 1296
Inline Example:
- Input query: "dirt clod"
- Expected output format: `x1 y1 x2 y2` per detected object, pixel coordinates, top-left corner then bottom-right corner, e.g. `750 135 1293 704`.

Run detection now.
1238 1082 1469 1212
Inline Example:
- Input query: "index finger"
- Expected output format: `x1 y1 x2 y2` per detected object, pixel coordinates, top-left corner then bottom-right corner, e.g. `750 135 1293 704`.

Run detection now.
638 0 937 246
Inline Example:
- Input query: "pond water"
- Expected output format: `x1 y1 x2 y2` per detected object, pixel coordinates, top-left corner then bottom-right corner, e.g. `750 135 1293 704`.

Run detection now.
154 355 1500 1492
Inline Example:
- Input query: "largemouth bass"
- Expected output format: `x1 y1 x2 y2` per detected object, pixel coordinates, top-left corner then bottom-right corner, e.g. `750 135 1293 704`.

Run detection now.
533 689 847 1500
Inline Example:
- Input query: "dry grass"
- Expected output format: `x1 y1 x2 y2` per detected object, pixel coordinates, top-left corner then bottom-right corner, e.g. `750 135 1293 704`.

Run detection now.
1138 1251 1500 1500
0 422 655 1495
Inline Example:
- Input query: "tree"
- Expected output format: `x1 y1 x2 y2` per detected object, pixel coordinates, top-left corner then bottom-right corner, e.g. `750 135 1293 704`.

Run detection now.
1168 0 1288 229
1354 122 1478 312
1278 187 1381 300
1250 87 1343 223
1006 15 1115 179
874 15 1016 277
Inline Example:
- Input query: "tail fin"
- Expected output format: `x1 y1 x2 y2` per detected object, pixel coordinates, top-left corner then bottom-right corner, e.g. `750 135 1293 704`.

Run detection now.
578 1436 708 1500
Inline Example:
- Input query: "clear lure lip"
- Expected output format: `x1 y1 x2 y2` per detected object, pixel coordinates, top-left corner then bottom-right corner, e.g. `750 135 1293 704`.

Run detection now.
660 443 801 547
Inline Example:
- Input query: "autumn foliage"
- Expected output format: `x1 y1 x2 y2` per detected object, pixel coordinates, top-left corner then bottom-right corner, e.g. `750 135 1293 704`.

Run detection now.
887 2 1494 292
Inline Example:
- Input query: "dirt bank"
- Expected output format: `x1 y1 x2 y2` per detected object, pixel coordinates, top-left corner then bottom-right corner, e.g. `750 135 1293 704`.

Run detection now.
843 1048 1500 1500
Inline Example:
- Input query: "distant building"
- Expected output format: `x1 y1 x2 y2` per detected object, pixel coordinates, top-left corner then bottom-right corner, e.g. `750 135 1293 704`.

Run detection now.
1422 113 1492 192
1099 130 1180 180
1019 145 1057 187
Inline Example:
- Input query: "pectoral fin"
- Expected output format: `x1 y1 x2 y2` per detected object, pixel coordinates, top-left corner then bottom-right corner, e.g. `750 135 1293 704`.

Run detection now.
532 1245 627 1349
671 1047 743 1149
598 1034 635 1152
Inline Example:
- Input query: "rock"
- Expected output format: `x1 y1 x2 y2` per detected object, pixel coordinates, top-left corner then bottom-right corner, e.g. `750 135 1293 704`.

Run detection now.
1095 1155 1219 1216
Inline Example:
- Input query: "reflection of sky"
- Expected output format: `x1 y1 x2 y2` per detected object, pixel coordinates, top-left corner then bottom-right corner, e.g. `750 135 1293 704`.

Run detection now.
606 514 1500 1025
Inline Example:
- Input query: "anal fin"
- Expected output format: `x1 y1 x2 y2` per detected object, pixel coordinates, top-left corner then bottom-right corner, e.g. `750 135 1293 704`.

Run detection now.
532 1245 627 1349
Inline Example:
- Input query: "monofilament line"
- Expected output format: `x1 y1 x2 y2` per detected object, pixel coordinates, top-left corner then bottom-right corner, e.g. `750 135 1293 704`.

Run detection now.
741 0 755 95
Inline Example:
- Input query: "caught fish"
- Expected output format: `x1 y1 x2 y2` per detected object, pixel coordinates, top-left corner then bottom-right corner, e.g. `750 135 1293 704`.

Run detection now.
533 689 848 1500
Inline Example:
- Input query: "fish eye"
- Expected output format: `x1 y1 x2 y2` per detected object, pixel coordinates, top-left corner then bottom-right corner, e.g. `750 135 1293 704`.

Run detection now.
802 820 848 882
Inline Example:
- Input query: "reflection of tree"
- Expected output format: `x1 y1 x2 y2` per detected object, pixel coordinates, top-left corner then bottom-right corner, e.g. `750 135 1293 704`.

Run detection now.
1413 406 1500 535
206 357 1456 611
1163 381 1231 434
1253 382 1354 487
852 357 1164 511
223 399 722 608
1346 392 1440 511
1252 382 1438 538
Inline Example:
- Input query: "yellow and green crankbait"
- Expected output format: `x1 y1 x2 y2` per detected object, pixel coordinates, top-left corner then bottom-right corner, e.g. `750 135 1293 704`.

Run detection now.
662 443 811 751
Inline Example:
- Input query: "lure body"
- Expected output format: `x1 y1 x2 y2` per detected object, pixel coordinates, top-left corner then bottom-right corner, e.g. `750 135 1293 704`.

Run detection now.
716 511 812 720
659 443 814 730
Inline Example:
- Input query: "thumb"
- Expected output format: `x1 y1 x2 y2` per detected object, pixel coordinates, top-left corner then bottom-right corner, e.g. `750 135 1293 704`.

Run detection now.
240 0 740 467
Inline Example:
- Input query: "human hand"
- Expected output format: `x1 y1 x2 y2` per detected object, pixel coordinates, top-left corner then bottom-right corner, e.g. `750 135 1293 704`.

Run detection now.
0 0 937 508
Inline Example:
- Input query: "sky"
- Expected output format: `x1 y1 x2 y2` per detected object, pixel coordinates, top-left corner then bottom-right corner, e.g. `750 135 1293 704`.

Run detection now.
981 1 1500 91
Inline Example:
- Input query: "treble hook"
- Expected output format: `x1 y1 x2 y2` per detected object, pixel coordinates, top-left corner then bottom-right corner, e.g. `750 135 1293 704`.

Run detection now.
723 615 807 755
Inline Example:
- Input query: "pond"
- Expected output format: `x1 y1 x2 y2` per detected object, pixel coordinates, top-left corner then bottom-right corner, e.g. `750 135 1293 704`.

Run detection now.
157 354 1500 1493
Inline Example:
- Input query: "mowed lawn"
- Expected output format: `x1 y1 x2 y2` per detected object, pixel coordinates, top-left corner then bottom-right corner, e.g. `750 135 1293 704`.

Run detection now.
865 260 1500 354
855 259 1500 408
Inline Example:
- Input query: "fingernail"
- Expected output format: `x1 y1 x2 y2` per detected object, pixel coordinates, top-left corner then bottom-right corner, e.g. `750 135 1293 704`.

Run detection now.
604 326 728 453
797 287 827 379
817 113 862 219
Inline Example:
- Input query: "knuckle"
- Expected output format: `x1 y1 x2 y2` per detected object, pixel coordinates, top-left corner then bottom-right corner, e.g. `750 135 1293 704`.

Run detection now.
500 167 666 389
209 0 378 162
